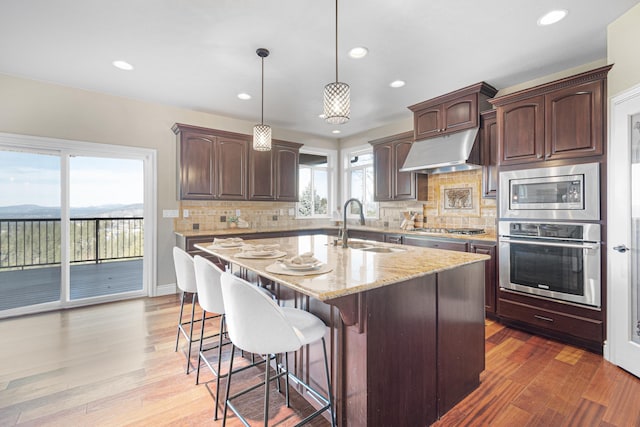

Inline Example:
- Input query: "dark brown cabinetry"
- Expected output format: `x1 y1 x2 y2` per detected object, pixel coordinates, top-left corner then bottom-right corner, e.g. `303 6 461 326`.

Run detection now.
249 140 302 201
480 110 498 198
408 82 498 141
490 65 612 166
470 242 497 316
173 124 249 200
403 236 468 252
497 290 603 353
370 131 428 201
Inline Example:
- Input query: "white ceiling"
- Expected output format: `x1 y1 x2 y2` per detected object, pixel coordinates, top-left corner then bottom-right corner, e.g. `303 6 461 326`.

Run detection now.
1 0 638 139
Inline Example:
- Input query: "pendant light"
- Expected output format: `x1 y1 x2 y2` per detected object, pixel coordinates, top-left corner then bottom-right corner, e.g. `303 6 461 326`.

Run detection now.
323 0 350 125
253 48 272 151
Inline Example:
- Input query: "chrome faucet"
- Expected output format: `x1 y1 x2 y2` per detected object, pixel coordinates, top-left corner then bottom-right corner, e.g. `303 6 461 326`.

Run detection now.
342 198 366 248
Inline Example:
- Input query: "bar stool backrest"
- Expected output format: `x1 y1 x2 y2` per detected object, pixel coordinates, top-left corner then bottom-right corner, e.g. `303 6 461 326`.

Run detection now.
173 247 197 294
193 255 225 315
220 272 302 355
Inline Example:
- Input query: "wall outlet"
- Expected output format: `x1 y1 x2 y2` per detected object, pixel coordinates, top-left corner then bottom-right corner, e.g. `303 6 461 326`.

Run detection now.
220 215 227 222
183 209 189 218
272 215 278 221
236 209 241 217
192 223 199 230
162 209 179 218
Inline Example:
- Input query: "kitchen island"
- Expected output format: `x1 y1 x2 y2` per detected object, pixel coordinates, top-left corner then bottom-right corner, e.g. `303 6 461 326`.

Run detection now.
196 234 489 426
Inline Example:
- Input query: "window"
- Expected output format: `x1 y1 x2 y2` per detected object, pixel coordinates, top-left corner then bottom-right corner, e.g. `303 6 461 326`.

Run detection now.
297 150 335 218
344 147 378 218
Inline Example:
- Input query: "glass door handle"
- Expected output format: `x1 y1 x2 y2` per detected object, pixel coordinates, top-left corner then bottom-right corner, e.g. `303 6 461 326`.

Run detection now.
613 245 630 253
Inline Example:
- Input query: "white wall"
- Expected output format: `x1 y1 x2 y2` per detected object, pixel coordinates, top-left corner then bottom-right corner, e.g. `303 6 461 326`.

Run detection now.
0 73 336 292
607 2 640 98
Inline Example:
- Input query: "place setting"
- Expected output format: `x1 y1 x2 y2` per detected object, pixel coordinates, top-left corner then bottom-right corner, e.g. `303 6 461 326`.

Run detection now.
266 252 333 276
234 243 287 259
207 237 245 250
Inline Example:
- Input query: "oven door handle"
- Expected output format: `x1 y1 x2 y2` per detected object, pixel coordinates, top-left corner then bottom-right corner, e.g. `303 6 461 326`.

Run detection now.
500 237 599 251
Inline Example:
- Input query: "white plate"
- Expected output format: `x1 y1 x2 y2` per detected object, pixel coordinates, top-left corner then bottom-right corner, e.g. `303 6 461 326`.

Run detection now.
279 261 322 271
218 242 244 248
235 250 287 259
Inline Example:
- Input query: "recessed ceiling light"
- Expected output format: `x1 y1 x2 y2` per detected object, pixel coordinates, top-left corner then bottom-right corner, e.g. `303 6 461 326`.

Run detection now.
348 47 368 59
390 80 406 88
112 60 134 71
332 129 341 134
237 93 251 100
537 9 568 26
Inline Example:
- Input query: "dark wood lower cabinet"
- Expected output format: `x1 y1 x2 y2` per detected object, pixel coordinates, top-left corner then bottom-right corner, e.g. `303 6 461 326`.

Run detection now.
273 262 485 426
497 290 604 353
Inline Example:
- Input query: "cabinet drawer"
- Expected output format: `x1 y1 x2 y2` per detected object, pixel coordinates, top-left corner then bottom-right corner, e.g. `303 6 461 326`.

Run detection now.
403 236 468 252
499 299 602 343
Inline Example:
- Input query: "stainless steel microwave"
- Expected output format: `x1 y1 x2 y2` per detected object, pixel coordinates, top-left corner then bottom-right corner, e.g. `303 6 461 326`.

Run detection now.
499 163 600 221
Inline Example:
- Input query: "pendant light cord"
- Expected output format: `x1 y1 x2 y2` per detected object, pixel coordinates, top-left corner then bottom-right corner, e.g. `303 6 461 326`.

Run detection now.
261 55 265 125
335 0 339 83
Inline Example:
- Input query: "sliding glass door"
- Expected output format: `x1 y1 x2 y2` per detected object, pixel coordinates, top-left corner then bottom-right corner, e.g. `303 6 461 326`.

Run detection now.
0 134 155 318
68 156 144 300
0 150 62 311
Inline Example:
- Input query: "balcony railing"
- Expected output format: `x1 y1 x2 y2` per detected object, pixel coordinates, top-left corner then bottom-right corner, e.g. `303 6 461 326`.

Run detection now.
0 217 144 270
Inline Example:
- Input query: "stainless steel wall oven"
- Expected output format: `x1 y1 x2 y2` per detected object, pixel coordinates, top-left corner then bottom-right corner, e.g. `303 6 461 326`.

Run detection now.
498 221 601 307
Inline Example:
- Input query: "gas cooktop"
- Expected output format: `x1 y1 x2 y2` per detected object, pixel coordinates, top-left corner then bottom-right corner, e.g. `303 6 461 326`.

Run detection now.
413 227 486 235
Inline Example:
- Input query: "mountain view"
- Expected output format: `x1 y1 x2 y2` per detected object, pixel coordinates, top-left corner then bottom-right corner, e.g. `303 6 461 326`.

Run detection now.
0 204 144 219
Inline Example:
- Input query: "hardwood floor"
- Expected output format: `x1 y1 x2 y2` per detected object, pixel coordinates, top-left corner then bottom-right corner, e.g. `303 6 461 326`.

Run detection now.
0 295 639 426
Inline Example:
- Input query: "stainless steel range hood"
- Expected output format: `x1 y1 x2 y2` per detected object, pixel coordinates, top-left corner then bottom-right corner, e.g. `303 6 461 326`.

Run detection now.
399 128 481 175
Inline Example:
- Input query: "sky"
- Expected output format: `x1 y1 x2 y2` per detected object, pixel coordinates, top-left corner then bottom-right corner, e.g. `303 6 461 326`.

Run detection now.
0 150 143 207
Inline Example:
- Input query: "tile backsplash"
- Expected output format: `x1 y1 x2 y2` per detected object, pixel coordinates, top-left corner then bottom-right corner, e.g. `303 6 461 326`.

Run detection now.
370 169 497 232
174 170 496 233
173 200 332 232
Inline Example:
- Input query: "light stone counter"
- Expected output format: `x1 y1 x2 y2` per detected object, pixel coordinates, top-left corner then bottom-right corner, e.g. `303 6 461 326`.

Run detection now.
195 234 488 301
177 224 498 242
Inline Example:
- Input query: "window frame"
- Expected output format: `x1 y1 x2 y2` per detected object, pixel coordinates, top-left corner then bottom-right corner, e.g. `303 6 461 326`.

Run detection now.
296 147 337 219
343 144 379 219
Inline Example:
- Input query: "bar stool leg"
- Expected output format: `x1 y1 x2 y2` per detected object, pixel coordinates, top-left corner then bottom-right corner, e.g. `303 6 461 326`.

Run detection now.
195 307 207 384
175 291 186 352
322 337 336 427
214 315 226 420
263 354 271 427
186 292 197 374
222 345 236 427
284 352 290 408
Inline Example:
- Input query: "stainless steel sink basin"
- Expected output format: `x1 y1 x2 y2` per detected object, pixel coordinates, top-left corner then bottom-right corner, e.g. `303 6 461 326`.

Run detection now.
348 242 407 253
347 242 373 249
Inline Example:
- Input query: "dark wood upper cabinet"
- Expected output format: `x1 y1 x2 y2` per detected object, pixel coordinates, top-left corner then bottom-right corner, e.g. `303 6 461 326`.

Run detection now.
248 141 301 201
174 123 301 201
490 65 612 166
480 110 498 198
216 136 249 199
177 131 216 199
173 124 248 200
545 80 604 160
409 82 498 141
497 96 545 165
274 143 301 201
371 131 428 202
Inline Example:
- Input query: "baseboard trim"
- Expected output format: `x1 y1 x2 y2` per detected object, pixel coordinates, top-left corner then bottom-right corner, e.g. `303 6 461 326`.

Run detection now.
156 283 177 296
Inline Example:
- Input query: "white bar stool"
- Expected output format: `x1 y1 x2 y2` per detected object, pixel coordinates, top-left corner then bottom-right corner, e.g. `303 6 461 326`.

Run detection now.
173 247 220 374
220 271 336 427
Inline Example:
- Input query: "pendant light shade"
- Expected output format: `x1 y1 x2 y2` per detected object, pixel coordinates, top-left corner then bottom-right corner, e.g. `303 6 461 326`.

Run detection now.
253 48 271 151
323 0 350 125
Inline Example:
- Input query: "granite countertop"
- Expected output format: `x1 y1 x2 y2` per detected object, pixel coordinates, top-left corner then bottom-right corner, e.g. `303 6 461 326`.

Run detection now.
195 234 489 301
177 224 498 242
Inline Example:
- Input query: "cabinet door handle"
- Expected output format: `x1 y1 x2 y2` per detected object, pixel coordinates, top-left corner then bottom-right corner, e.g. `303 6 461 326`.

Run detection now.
613 245 629 253
534 314 554 323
